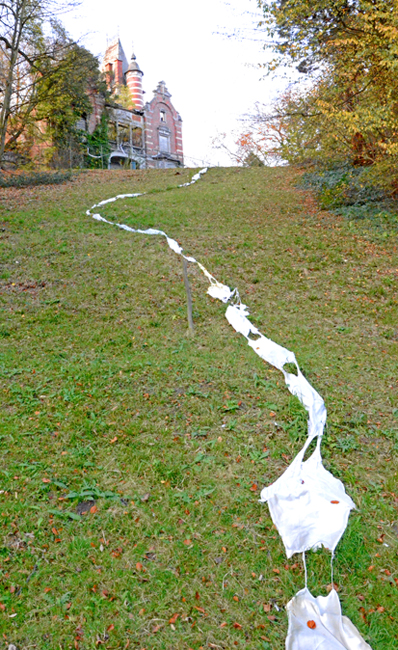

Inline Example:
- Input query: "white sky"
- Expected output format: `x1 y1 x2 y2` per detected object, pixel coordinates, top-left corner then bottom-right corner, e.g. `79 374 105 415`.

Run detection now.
62 0 286 166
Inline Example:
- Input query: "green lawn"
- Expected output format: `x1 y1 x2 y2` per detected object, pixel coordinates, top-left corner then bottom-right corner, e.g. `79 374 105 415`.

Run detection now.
1 166 397 649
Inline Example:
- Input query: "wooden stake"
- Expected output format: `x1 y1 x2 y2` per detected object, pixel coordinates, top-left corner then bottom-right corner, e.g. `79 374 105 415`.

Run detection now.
182 258 194 333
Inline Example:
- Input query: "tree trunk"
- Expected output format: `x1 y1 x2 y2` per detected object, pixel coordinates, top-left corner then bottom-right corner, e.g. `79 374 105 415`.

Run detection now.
0 0 29 165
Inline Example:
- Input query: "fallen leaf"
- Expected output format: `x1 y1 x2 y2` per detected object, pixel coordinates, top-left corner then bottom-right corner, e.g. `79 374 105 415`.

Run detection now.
220 622 227 628
233 622 242 629
136 562 143 572
110 437 117 444
249 484 258 492
90 505 98 514
183 539 192 546
263 604 271 612
169 613 179 624
107 624 115 632
42 478 50 483
307 620 316 629
141 493 150 502
52 527 58 535
233 595 239 602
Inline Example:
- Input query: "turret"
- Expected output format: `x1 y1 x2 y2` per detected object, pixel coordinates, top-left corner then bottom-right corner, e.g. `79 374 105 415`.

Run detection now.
126 53 144 110
102 38 128 90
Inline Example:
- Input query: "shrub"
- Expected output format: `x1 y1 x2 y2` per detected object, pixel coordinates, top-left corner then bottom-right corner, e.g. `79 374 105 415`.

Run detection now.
0 170 72 188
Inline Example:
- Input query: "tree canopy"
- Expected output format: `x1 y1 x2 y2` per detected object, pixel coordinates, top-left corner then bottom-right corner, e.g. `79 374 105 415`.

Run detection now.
256 0 398 190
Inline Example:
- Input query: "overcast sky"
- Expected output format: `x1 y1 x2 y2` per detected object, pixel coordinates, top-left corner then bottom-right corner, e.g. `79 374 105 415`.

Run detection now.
62 0 286 166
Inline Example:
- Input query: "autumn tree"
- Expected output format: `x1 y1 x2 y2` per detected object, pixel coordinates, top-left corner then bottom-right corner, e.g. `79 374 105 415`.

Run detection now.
257 0 398 188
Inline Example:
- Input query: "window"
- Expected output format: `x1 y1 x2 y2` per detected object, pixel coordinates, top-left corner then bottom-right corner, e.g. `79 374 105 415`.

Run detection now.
160 110 166 122
108 121 117 142
159 134 170 152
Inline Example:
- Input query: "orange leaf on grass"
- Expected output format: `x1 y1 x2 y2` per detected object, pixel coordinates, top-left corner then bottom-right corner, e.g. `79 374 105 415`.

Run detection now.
233 622 242 629
90 505 98 514
136 562 143 572
107 624 115 632
169 613 179 624
183 539 192 545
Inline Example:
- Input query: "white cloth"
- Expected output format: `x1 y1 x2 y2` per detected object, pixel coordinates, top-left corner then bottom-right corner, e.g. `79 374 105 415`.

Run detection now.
260 440 355 558
286 588 372 650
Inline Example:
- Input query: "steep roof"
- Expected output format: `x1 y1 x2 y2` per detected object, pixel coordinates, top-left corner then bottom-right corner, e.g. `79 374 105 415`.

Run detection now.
101 38 129 75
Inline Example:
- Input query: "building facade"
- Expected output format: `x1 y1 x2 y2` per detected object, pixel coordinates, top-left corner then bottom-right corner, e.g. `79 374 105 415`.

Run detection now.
98 39 183 169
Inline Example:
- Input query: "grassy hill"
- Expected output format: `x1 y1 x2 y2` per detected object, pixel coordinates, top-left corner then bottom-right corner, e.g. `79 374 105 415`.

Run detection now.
1 166 397 649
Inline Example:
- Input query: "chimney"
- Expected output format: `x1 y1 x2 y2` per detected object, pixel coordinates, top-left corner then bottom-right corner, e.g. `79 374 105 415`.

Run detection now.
125 53 144 110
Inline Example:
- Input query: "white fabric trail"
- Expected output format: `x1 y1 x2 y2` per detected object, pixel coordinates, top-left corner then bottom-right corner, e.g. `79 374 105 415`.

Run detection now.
87 167 371 650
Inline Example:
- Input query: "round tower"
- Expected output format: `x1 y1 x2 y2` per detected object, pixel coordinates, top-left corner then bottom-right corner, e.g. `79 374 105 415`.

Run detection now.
125 53 144 110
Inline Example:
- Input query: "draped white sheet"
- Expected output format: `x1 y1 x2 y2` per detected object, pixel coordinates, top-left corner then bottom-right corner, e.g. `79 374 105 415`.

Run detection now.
286 588 372 650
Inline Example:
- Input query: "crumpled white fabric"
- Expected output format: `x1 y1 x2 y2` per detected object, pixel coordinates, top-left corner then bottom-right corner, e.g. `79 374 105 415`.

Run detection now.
260 438 355 557
286 588 372 650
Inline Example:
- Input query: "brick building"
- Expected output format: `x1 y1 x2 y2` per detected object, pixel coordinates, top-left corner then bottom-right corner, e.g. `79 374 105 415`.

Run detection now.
99 39 183 169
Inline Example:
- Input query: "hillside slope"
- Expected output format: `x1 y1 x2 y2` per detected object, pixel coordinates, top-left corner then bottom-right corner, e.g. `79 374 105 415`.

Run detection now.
1 167 397 649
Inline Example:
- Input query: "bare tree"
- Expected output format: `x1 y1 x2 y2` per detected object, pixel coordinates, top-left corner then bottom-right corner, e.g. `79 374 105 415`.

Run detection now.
0 0 79 165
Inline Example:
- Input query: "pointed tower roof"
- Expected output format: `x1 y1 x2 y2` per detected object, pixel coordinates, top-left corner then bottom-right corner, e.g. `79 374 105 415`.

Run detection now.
127 53 143 76
101 38 129 74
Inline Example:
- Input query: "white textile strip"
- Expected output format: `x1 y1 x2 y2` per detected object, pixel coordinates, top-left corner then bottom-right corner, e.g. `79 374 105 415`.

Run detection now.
87 167 372 650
